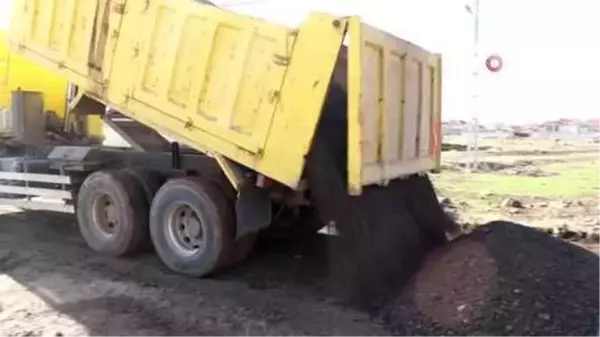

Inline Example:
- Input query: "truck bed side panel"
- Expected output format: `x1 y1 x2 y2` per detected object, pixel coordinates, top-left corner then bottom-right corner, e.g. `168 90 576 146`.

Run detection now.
347 18 442 195
107 2 347 187
111 0 293 153
8 0 125 94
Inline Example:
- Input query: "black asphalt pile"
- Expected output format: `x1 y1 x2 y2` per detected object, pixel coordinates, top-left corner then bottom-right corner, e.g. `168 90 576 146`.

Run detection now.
305 83 458 308
377 221 600 336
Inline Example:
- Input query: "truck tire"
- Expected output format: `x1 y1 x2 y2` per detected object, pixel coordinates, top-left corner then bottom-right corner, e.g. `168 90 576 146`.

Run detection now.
120 168 164 206
212 176 256 270
149 177 234 277
76 169 149 256
120 168 165 251
219 234 256 269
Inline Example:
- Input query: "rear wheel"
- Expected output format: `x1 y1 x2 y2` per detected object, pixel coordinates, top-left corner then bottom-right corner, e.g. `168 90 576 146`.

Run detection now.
120 168 164 205
150 177 235 277
120 168 164 250
220 234 256 269
76 169 149 256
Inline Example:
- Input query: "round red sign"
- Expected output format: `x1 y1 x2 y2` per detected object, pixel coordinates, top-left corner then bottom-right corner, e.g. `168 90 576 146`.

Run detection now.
485 54 503 72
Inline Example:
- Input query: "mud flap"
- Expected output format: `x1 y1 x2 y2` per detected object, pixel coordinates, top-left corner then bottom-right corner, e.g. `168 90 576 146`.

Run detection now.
235 184 272 240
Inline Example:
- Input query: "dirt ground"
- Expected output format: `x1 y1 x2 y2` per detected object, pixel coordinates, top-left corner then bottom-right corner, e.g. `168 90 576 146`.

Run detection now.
0 208 387 336
0 135 598 336
435 135 599 250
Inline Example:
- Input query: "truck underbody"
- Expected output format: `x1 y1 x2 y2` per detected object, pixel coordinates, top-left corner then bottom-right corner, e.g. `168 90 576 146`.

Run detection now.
0 82 456 304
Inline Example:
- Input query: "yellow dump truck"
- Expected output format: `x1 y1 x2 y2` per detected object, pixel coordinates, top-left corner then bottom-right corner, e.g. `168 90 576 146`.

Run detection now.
0 30 68 125
2 0 455 282
0 29 104 146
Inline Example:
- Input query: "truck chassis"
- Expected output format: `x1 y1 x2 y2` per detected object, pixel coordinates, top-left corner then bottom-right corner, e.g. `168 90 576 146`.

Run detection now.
0 141 282 276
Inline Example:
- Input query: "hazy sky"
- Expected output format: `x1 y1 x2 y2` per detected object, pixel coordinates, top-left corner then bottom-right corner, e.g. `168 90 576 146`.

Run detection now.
213 0 600 124
0 1 10 30
1 0 598 123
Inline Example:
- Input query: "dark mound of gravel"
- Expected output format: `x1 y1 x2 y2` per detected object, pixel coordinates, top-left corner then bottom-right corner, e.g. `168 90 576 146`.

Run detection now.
377 221 600 336
304 83 457 308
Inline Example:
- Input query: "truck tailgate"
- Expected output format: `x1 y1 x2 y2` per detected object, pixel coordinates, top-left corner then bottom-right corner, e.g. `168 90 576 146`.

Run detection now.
346 18 442 195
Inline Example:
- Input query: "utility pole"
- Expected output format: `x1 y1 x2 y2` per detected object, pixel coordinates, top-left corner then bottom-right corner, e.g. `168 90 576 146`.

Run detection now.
466 0 480 172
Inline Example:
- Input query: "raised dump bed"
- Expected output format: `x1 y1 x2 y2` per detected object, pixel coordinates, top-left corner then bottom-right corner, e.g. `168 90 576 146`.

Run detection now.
8 0 441 194
4 0 453 287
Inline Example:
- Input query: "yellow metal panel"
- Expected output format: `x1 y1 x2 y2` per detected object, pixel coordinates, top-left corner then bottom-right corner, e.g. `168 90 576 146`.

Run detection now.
122 0 293 153
432 55 442 169
347 18 363 195
106 1 346 188
347 17 442 195
8 0 125 94
255 14 347 186
0 30 68 119
86 115 104 138
10 0 346 189
0 33 10 89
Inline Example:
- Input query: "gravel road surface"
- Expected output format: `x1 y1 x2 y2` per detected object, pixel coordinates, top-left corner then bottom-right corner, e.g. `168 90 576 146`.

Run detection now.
0 209 598 336
0 208 384 336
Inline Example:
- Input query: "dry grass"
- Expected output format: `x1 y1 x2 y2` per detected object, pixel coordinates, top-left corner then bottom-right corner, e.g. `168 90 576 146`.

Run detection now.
433 136 599 233
433 159 599 201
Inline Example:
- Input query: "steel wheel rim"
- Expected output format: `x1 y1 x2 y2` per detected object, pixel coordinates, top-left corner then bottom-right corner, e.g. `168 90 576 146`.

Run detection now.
164 202 206 257
91 193 119 238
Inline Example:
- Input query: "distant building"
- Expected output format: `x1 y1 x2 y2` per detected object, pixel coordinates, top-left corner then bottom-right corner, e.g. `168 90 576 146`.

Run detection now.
442 120 467 135
520 123 540 133
489 123 513 132
585 118 600 133
540 118 599 134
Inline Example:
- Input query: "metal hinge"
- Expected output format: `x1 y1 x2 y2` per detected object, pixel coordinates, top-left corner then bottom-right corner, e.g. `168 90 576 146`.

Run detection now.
113 3 126 14
273 54 290 66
